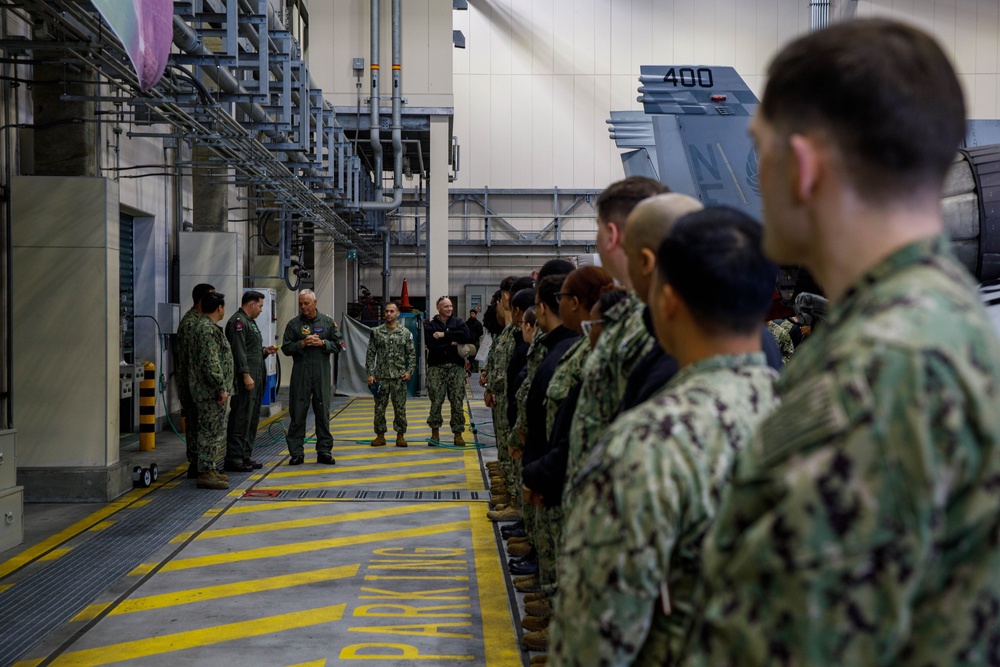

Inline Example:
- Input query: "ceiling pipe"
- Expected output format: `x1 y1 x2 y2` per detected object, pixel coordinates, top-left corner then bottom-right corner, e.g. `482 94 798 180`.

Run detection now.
360 0 404 212
810 0 830 31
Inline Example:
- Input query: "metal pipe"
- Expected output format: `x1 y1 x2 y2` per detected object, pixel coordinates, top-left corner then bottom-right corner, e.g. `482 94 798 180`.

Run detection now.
360 0 403 211
810 0 830 31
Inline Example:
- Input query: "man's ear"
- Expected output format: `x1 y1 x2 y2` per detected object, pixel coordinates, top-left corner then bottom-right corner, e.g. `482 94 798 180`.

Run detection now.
607 220 622 250
789 133 822 204
661 283 680 322
641 248 657 277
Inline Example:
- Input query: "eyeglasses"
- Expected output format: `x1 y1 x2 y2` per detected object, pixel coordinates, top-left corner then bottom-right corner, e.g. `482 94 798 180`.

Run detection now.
554 292 573 302
580 319 604 337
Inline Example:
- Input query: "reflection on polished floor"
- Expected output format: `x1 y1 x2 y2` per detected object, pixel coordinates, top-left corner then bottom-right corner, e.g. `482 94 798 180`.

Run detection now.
0 394 528 667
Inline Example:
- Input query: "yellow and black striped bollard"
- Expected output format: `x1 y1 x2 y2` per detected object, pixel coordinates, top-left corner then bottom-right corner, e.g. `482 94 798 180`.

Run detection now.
139 361 156 451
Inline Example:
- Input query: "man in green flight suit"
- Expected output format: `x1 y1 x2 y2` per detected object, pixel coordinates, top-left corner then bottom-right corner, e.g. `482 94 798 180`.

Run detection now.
281 289 345 465
224 290 277 472
188 291 233 490
176 282 214 479
366 301 416 448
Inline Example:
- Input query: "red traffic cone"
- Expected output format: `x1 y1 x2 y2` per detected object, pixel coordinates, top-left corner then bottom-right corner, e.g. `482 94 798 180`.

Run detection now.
400 279 411 308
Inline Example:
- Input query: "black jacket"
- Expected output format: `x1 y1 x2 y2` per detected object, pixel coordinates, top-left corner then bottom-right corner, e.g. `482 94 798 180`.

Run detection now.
522 382 581 506
424 315 470 367
523 326 580 467
467 317 484 347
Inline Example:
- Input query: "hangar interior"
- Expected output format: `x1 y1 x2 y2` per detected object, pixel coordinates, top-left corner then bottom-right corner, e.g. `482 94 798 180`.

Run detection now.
0 0 998 663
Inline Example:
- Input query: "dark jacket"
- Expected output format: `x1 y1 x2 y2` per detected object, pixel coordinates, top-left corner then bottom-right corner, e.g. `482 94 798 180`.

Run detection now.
523 326 580 467
467 316 484 347
522 382 581 506
424 315 470 367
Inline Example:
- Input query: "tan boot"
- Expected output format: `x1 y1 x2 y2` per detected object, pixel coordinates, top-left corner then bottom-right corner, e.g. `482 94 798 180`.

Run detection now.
521 628 548 651
370 433 387 447
514 573 541 592
212 470 229 483
530 655 547 665
524 598 553 618
508 540 533 557
489 494 510 508
453 432 466 447
487 507 522 522
197 473 229 490
522 614 550 631
523 591 548 604
395 433 407 448
507 535 531 545
430 428 440 443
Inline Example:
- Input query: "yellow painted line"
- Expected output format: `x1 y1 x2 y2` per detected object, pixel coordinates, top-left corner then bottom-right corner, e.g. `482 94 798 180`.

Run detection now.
463 441 482 490
257 408 288 429
469 504 521 665
203 508 222 518
225 499 333 515
149 521 471 572
38 548 73 562
89 521 115 531
256 468 466 490
0 582 13 593
286 661 327 667
33 605 347 667
130 499 153 509
74 565 360 621
170 532 195 544
191 504 453 541
264 457 461 479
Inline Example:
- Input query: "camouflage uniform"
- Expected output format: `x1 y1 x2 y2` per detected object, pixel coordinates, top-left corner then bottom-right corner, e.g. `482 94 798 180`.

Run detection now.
365 323 416 434
767 319 794 364
486 323 517 495
188 317 234 474
224 307 264 466
565 293 654 506
549 353 777 666
175 308 204 465
688 237 1000 666
281 312 345 458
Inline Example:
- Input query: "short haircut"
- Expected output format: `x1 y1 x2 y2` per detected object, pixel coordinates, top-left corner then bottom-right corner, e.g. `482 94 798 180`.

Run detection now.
657 206 776 334
386 301 400 311
595 176 669 226
469 309 477 315
511 288 535 314
563 266 615 311
510 276 535 295
500 276 517 294
523 306 537 327
201 291 225 314
192 283 215 305
536 274 566 312
595 287 628 317
242 290 265 306
537 259 575 282
762 19 965 202
436 296 451 306
298 288 316 300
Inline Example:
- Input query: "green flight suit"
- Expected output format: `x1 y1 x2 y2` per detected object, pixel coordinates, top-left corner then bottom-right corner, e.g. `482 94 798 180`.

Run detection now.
281 312 344 457
225 307 265 465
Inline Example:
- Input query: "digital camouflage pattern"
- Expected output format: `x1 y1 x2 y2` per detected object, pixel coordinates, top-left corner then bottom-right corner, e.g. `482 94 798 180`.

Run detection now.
176 307 204 463
366 323 416 434
281 311 344 457
188 317 234 473
225 306 264 465
544 336 591 434
565 292 655 505
689 237 1000 666
767 319 794 364
551 353 778 667
486 323 518 495
426 364 466 434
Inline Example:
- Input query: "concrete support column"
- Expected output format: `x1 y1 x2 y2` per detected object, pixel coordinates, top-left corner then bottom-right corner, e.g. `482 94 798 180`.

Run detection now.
428 116 450 308
314 239 336 319
31 59 97 177
333 248 351 322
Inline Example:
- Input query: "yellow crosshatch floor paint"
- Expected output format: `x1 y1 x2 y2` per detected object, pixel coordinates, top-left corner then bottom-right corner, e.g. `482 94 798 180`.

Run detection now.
1 393 530 667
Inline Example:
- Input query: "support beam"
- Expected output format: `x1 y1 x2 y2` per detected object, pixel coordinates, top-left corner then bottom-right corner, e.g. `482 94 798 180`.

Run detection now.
428 116 450 310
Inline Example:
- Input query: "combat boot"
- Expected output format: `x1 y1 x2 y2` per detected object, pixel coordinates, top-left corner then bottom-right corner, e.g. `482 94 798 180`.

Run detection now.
370 434 387 447
486 460 500 470
514 573 541 592
524 598 553 618
212 470 229 483
523 591 548 604
530 654 547 665
487 507 521 522
395 433 407 448
430 428 440 443
521 628 548 651
507 540 533 557
197 473 229 490
489 494 510 508
522 615 550 631
454 432 466 447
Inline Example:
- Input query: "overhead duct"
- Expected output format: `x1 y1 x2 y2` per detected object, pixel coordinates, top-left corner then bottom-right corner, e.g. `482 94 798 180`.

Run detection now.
361 0 404 212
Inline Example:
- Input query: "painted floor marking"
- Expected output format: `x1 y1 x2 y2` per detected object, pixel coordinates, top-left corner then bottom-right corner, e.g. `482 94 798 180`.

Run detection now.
72 565 361 622
13 604 347 667
264 456 462 479
255 468 467 490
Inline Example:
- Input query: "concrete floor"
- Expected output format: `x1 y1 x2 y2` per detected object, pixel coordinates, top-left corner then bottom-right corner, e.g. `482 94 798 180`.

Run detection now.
0 392 532 667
